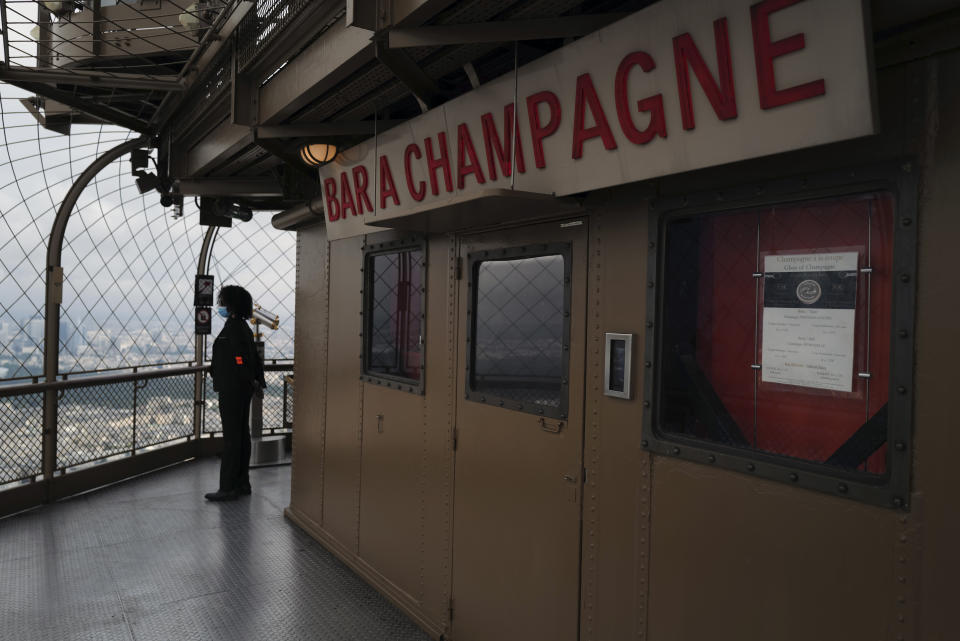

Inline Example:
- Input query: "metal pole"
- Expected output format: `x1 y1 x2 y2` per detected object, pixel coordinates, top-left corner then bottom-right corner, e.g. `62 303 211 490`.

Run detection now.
42 135 150 492
194 225 217 440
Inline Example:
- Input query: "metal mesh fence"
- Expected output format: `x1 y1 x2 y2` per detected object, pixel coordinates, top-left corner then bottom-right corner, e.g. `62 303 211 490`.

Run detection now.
205 217 296 362
203 372 221 434
135 373 194 449
0 389 42 485
58 380 135 469
262 368 291 433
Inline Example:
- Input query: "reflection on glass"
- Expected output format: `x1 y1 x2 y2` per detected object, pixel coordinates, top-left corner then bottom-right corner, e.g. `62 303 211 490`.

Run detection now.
472 254 565 409
366 249 423 381
657 193 894 475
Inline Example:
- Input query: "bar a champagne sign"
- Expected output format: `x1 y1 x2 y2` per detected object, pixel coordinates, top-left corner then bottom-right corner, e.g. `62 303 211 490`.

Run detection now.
320 0 874 239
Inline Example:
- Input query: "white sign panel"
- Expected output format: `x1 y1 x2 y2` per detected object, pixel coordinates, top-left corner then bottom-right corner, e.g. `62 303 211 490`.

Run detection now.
320 0 874 239
761 252 859 392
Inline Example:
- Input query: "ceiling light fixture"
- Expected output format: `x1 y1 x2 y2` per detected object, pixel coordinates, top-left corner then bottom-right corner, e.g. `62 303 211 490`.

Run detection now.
299 143 337 167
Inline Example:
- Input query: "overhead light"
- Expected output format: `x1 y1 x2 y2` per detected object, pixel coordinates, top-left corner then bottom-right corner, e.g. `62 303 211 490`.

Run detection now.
300 143 337 167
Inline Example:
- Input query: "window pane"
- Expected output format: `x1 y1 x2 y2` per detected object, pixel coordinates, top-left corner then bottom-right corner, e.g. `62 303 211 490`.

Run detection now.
657 193 894 475
472 254 566 411
366 248 423 381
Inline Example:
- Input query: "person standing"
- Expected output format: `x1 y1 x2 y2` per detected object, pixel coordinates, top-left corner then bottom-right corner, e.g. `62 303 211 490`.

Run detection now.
205 285 265 501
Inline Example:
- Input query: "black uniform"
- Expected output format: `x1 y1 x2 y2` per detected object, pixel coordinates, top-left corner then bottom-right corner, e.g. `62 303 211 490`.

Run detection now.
210 316 265 494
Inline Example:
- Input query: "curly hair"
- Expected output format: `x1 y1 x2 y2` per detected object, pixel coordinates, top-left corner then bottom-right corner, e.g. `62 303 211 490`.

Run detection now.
217 285 253 319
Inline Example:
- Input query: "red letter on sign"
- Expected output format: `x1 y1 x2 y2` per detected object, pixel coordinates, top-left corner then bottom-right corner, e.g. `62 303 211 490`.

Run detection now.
404 143 426 202
379 155 400 209
424 133 453 195
340 172 357 217
527 91 561 169
323 177 340 221
572 73 618 159
481 104 526 180
353 166 372 214
615 51 667 145
456 123 487 189
751 0 825 109
673 18 738 130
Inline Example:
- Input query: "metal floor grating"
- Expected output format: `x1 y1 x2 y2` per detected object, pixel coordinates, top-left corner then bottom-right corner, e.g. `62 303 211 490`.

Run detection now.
0 459 431 641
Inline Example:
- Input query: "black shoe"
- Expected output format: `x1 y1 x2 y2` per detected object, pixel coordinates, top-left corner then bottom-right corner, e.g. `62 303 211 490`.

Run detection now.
238 485 251 495
204 490 239 501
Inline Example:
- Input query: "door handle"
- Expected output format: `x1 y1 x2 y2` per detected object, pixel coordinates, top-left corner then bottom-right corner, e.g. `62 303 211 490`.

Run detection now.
539 417 564 433
562 474 577 483
376 414 384 433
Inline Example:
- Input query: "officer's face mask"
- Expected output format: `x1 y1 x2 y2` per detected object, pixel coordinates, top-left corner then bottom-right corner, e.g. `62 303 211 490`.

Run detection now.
217 306 229 318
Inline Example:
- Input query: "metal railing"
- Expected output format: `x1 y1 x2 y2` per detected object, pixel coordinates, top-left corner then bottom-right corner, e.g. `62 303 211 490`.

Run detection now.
202 363 294 435
0 360 294 517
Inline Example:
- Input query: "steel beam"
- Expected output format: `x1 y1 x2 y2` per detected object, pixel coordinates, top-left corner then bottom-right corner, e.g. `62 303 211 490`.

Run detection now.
150 0 255 128
0 67 183 91
387 14 628 48
175 177 284 198
5 79 152 132
375 37 444 109
43 135 151 491
254 121 405 138
194 225 217 439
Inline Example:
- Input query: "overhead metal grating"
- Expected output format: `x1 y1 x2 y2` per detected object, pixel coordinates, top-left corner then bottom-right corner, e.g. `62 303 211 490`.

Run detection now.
0 0 238 132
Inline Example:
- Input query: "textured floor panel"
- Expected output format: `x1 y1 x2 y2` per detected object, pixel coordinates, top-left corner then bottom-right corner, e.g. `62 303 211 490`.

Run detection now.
0 459 431 641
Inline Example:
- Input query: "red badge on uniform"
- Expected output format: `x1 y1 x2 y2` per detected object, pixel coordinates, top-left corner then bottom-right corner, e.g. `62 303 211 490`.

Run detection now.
235 356 244 365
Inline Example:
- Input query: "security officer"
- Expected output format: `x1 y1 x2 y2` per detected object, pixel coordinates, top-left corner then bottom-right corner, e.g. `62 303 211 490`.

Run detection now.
205 285 265 501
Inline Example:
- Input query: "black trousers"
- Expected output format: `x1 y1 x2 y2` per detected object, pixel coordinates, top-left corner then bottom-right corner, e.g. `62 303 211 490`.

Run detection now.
217 388 252 492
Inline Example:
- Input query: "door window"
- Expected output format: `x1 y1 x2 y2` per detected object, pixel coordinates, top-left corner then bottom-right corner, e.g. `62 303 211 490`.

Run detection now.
467 244 571 418
363 241 425 390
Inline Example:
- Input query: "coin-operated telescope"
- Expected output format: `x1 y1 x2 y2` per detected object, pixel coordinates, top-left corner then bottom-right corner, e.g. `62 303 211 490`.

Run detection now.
249 304 280 340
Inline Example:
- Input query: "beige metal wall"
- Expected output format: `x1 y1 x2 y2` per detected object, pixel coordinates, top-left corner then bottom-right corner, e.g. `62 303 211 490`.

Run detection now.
287 52 959 641
286 232 455 638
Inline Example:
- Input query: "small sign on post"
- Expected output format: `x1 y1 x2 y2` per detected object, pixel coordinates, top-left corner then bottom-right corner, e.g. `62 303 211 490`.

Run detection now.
195 307 211 335
195 274 214 307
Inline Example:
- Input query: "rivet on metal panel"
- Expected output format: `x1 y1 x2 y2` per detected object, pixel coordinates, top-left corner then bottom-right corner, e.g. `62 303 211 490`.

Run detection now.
647 281 654 288
899 273 911 283
901 217 913 226
672 447 680 455
648 241 655 249
746 463 756 472
643 400 650 408
895 441 907 451
707 455 715 463
646 321 653 328
898 329 909 338
641 440 649 447
837 483 848 494
644 361 651 368
789 473 799 482
897 386 907 394
894 497 904 508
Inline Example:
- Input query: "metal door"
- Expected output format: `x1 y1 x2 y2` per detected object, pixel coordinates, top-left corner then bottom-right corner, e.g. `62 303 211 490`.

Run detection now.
450 218 587 641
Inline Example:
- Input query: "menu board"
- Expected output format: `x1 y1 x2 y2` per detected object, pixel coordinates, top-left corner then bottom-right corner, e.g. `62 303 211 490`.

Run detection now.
761 252 859 392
